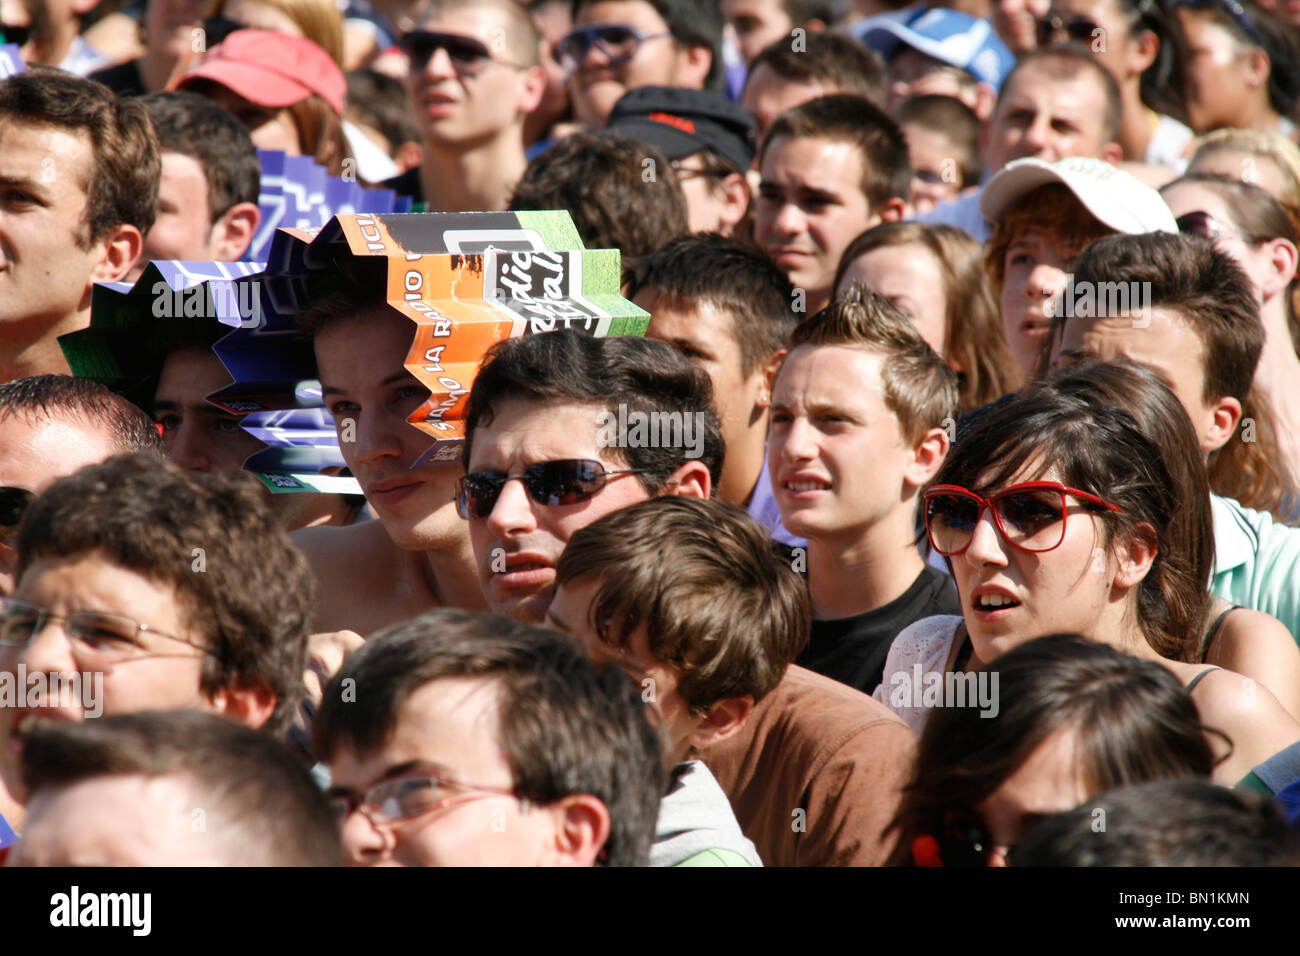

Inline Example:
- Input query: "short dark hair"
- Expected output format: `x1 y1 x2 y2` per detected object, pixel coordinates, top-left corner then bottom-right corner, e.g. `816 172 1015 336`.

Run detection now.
0 375 165 455
463 331 725 492
314 609 666 866
781 0 834 22
761 94 910 211
20 710 341 866
0 67 160 245
556 496 810 713
1009 779 1300 866
893 94 982 187
889 635 1217 865
345 69 421 154
17 455 314 738
746 32 884 109
623 233 797 376
509 133 689 268
996 44 1122 144
786 285 958 445
576 0 724 92
141 91 260 222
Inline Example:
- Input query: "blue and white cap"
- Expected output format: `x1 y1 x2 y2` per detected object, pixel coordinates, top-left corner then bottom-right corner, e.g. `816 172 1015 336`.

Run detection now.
853 7 1015 90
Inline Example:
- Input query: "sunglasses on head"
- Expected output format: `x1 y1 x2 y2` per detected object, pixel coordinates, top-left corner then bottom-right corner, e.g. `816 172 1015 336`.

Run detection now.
1175 210 1254 242
553 23 672 71
455 458 648 520
400 30 520 73
0 487 34 543
924 480 1123 557
1036 13 1102 46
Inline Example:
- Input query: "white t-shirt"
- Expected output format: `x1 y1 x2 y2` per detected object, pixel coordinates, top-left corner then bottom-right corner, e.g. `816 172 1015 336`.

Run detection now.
873 614 964 735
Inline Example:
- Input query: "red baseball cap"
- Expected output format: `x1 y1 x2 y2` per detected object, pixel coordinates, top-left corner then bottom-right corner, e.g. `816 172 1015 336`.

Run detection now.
178 29 346 117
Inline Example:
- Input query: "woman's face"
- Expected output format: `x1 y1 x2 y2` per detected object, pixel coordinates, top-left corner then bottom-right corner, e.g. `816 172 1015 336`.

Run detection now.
836 243 951 361
976 725 1092 866
197 82 303 154
1160 180 1276 305
1178 9 1259 132
945 465 1121 665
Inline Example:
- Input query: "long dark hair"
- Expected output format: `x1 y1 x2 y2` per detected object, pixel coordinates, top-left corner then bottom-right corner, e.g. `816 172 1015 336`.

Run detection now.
888 635 1217 865
1116 0 1192 125
935 379 1209 659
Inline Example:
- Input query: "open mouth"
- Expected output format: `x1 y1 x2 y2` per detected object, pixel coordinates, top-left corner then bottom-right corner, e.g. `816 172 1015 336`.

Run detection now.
974 594 1021 611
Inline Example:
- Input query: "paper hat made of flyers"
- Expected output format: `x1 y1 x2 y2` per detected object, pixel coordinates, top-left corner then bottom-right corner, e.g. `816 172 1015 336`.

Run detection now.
59 259 362 496
209 209 650 475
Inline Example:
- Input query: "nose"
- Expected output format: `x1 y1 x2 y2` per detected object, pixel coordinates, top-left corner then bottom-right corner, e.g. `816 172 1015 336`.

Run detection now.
1025 262 1066 304
483 476 539 540
768 200 805 240
776 415 818 465
349 408 402 467
340 807 394 866
1020 113 1051 156
420 44 459 81
963 507 1010 567
166 421 211 472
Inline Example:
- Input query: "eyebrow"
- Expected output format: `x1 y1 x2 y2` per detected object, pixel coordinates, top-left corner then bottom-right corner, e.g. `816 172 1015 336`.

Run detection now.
326 759 451 797
321 371 412 397
150 399 240 416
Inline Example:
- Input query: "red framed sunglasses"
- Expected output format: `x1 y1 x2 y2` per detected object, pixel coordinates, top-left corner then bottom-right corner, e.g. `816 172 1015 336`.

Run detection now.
924 480 1123 556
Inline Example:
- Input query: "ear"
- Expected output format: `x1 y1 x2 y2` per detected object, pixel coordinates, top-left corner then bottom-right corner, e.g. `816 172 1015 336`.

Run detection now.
1204 395 1243 452
517 65 548 115
210 201 261 262
687 694 753 750
1260 237 1298 302
547 793 612 866
876 197 907 224
1099 141 1124 167
673 42 713 90
1112 521 1158 589
903 425 949 491
757 348 788 408
714 172 751 234
971 82 998 123
89 223 144 283
209 680 278 730
1132 28 1159 76
662 460 712 499
1247 47 1270 89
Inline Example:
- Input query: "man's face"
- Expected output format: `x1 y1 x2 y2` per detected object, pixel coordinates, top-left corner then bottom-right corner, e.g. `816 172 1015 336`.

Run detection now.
901 122 964 214
328 675 582 866
314 309 462 552
153 345 262 475
768 345 917 540
138 153 218 276
672 153 741 234
998 226 1085 373
0 552 215 801
984 66 1113 171
466 398 654 622
0 120 109 332
0 415 120 596
755 135 874 312
548 578 688 768
408 4 539 146
569 0 698 127
12 773 235 865
740 64 835 144
722 0 794 65
636 291 766 459
1054 306 1223 451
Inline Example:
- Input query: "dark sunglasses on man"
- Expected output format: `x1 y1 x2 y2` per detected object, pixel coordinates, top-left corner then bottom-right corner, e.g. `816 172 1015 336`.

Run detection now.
400 29 528 74
455 458 647 520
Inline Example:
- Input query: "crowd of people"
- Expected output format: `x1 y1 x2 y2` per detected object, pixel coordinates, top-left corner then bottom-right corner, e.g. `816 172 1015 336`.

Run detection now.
2 0 1300 868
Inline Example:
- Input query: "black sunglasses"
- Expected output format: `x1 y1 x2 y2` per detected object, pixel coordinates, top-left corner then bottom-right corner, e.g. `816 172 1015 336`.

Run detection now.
1036 13 1102 46
455 459 647 520
400 30 522 73
0 487 34 542
0 23 30 46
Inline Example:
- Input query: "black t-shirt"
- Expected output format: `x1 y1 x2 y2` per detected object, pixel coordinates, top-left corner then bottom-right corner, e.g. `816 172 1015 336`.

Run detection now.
383 166 422 204
797 566 961 697
87 58 145 97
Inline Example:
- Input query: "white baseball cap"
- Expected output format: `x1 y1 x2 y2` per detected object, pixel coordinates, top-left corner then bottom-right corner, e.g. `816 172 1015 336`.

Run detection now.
980 157 1178 234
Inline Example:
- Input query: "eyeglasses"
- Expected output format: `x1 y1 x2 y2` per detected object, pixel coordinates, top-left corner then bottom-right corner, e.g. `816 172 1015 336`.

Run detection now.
554 23 673 71
0 598 215 664
1175 210 1255 242
400 30 527 74
329 770 520 828
912 809 999 867
1036 13 1102 46
669 159 729 182
455 459 647 520
0 487 34 545
1175 0 1265 46
924 480 1124 556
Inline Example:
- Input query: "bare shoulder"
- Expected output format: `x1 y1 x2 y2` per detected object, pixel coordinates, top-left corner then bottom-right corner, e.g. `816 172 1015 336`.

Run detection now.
1192 668 1300 776
290 521 401 632
1208 609 1300 672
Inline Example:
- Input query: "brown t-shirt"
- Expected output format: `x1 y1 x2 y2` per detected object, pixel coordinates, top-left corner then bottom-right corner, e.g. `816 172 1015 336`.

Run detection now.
700 664 916 866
